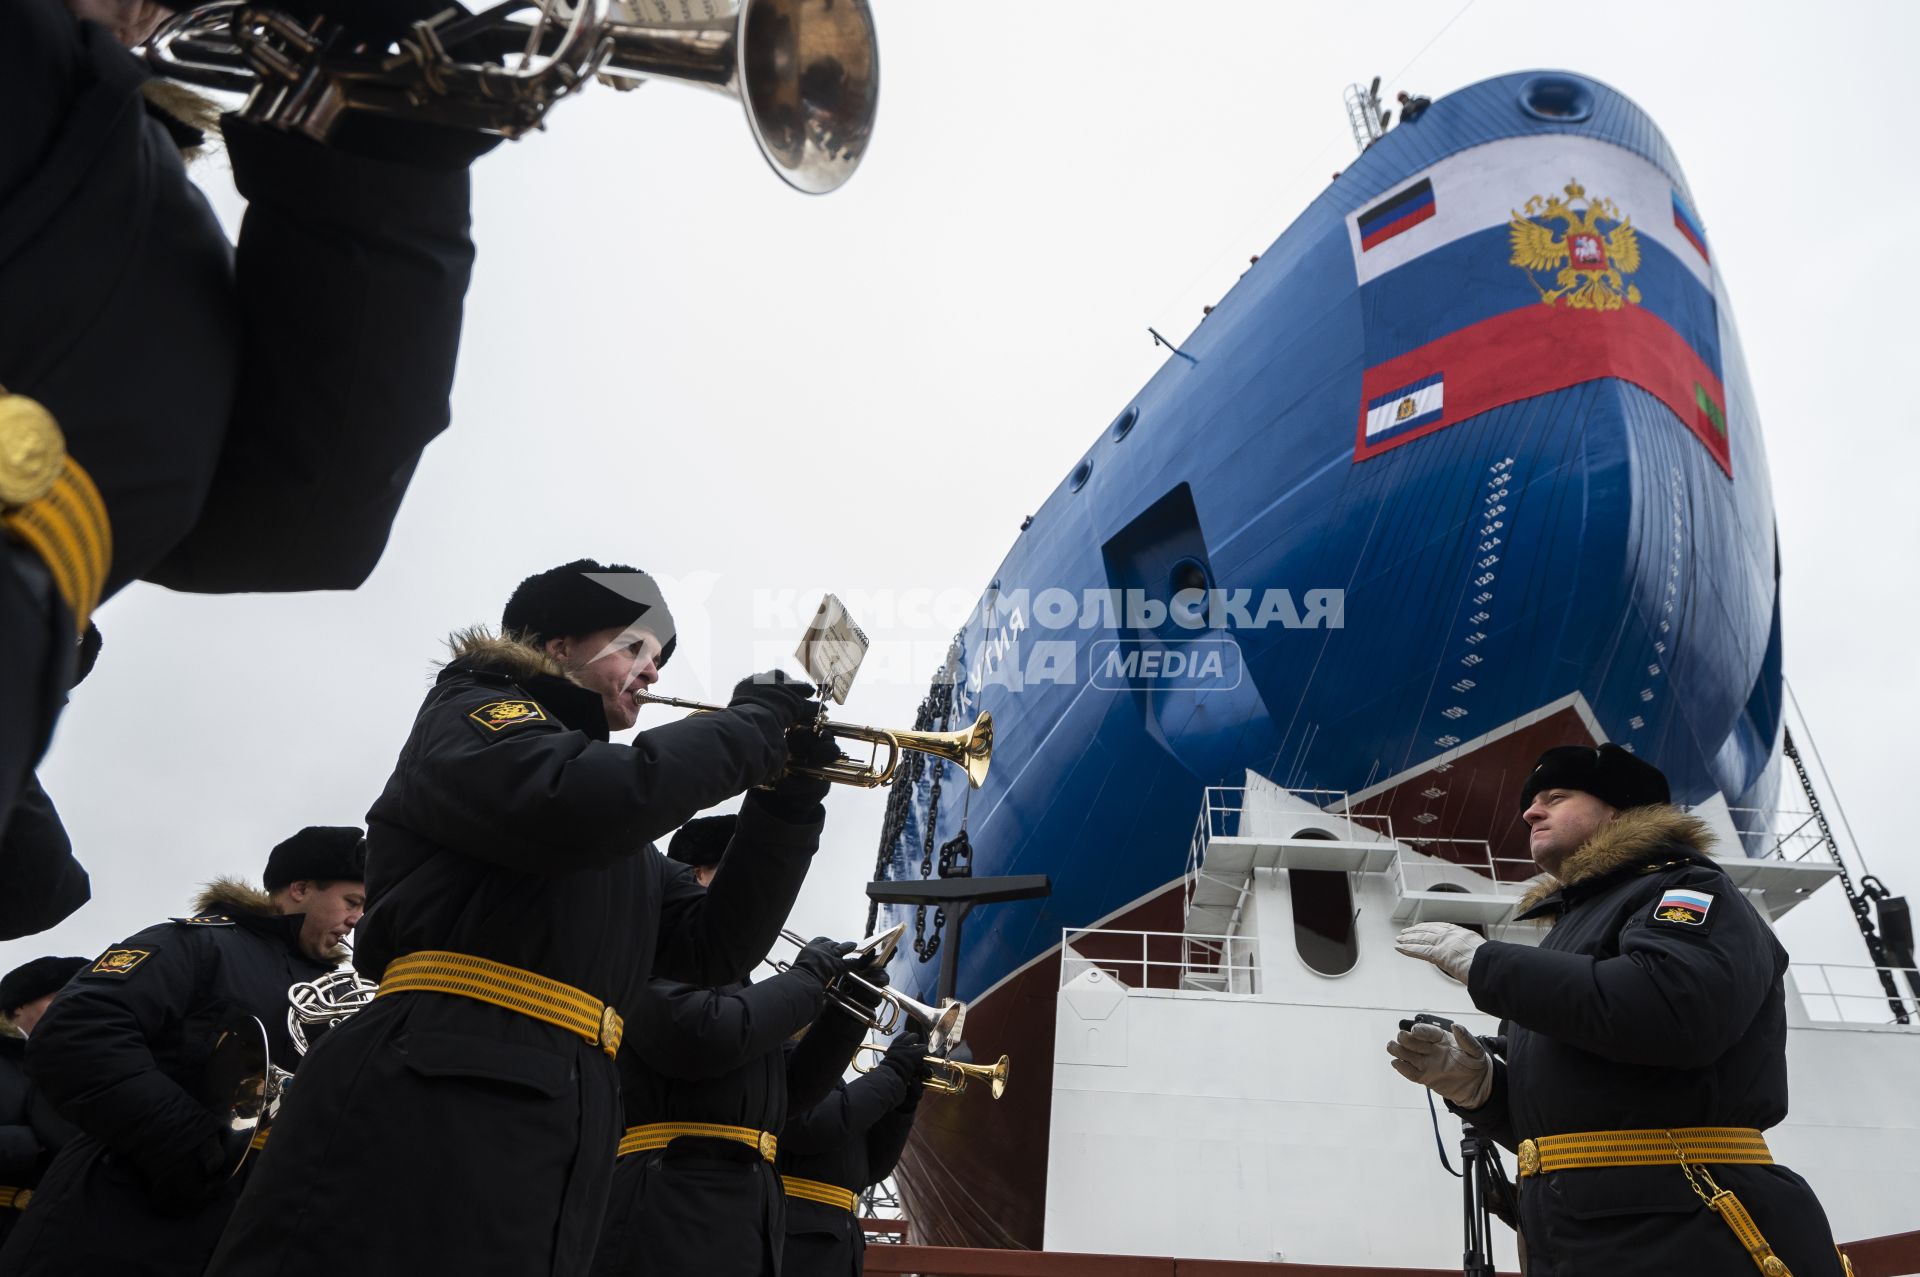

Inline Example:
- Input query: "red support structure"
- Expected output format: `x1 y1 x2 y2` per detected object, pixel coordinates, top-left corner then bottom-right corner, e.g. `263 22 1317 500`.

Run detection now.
859 1233 1920 1277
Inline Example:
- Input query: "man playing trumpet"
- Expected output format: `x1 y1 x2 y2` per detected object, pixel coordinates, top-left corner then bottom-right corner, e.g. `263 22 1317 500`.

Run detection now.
208 560 838 1277
588 815 880 1277
777 1034 931 1277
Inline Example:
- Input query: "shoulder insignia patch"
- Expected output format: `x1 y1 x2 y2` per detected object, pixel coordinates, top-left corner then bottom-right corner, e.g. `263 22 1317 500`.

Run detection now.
468 699 549 733
172 914 234 927
90 948 153 977
1650 887 1714 929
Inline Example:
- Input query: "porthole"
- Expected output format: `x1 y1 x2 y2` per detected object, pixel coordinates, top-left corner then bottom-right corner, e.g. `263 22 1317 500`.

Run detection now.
1069 460 1092 492
1109 406 1139 441
1518 75 1593 123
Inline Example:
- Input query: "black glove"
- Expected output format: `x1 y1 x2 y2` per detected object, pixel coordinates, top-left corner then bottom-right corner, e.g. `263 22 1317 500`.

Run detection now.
728 671 820 731
838 961 889 1012
791 937 857 987
135 1132 230 1216
881 1031 931 1083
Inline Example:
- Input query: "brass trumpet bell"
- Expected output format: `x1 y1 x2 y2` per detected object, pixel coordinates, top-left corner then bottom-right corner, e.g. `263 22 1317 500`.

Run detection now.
634 693 992 790
855 1044 1009 1099
805 711 993 791
601 0 879 194
768 930 966 1055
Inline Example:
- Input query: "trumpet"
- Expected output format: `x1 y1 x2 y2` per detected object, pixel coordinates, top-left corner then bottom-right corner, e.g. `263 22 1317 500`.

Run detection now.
769 927 966 1055
144 0 878 193
637 692 992 790
854 1044 1009 1099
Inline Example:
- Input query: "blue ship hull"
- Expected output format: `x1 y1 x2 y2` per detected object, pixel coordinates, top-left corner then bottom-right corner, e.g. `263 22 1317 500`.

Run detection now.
876 71 1783 1248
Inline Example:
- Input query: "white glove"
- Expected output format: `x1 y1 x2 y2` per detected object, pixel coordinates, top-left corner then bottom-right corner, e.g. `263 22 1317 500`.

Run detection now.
1395 922 1485 984
1386 1020 1494 1109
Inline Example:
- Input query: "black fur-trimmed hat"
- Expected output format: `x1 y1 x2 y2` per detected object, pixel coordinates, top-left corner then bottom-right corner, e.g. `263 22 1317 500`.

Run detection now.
667 815 738 869
264 827 368 892
1520 743 1671 813
0 956 87 1017
501 559 676 667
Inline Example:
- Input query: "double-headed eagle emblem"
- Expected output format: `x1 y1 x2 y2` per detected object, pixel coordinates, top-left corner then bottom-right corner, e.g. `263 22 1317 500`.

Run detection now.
1509 180 1642 310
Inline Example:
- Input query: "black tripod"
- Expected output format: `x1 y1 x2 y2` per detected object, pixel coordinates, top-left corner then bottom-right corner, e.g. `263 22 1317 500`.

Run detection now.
1457 1116 1515 1277
1407 1015 1517 1277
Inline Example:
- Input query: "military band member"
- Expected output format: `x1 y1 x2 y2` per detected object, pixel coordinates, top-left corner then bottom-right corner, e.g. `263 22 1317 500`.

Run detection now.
0 827 364 1275
2 0 488 926
0 957 86 1245
777 1033 930 1277
208 562 836 1277
1389 744 1846 1277
589 815 879 1277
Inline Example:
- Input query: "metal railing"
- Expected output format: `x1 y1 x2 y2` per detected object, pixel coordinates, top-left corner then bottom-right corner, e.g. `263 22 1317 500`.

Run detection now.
1185 786 1395 910
1726 806 1827 863
1061 927 1260 995
1395 837 1541 893
1789 963 1920 1027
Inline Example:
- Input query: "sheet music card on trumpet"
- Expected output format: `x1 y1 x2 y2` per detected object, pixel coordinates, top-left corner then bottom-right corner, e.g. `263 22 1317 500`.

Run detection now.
795 594 869 706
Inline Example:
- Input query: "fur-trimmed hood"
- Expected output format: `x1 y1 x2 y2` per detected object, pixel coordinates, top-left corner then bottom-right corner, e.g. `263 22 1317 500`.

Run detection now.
193 877 279 919
1517 804 1716 918
445 627 566 682
195 878 347 963
439 626 609 738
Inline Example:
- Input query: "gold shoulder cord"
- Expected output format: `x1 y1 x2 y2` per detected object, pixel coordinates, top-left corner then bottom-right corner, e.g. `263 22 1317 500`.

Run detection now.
1666 1131 1792 1277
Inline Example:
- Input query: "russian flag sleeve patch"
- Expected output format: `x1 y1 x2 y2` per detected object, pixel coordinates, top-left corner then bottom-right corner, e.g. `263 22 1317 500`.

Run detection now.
1650 887 1715 930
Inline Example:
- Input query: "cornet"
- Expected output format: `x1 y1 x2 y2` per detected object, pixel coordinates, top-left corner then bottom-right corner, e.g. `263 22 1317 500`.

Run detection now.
768 927 966 1055
144 0 878 193
854 1044 1009 1099
637 692 992 790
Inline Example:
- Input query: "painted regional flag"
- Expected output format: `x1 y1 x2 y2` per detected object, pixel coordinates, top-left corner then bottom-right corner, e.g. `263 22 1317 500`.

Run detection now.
1344 135 1729 474
1356 178 1435 251
1364 374 1444 443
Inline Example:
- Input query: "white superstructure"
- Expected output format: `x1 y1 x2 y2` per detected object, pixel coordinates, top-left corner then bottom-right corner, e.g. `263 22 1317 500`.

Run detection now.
1041 774 1918 1267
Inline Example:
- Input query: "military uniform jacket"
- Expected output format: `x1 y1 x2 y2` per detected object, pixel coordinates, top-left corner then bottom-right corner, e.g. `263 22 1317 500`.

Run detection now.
589 976 868 1277
1456 806 1842 1277
778 1064 922 1277
0 0 475 600
0 1034 74 1246
0 884 328 1277
207 634 819 1277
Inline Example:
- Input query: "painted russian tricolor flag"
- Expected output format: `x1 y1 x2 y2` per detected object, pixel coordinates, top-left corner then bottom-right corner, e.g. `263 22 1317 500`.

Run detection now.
1356 178 1435 251
1671 191 1710 263
1345 136 1730 474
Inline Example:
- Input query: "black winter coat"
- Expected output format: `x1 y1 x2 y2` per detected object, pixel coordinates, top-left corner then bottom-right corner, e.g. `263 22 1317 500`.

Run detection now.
1455 806 1843 1277
778 1065 922 1277
0 0 473 601
590 976 868 1277
207 635 819 1277
0 886 328 1276
0 778 87 944
1 0 472 941
0 1035 74 1247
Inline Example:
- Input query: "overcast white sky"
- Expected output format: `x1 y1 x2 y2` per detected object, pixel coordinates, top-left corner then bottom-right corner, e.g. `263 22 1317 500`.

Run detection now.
9 1 1917 987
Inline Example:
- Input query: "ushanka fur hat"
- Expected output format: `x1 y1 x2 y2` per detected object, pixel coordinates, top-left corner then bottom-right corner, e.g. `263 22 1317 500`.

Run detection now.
501 559 676 667
1520 742 1671 813
264 827 368 892
0 956 87 1017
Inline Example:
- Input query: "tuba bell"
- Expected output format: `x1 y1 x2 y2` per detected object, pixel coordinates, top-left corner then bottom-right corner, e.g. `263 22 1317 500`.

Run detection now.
144 0 878 193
